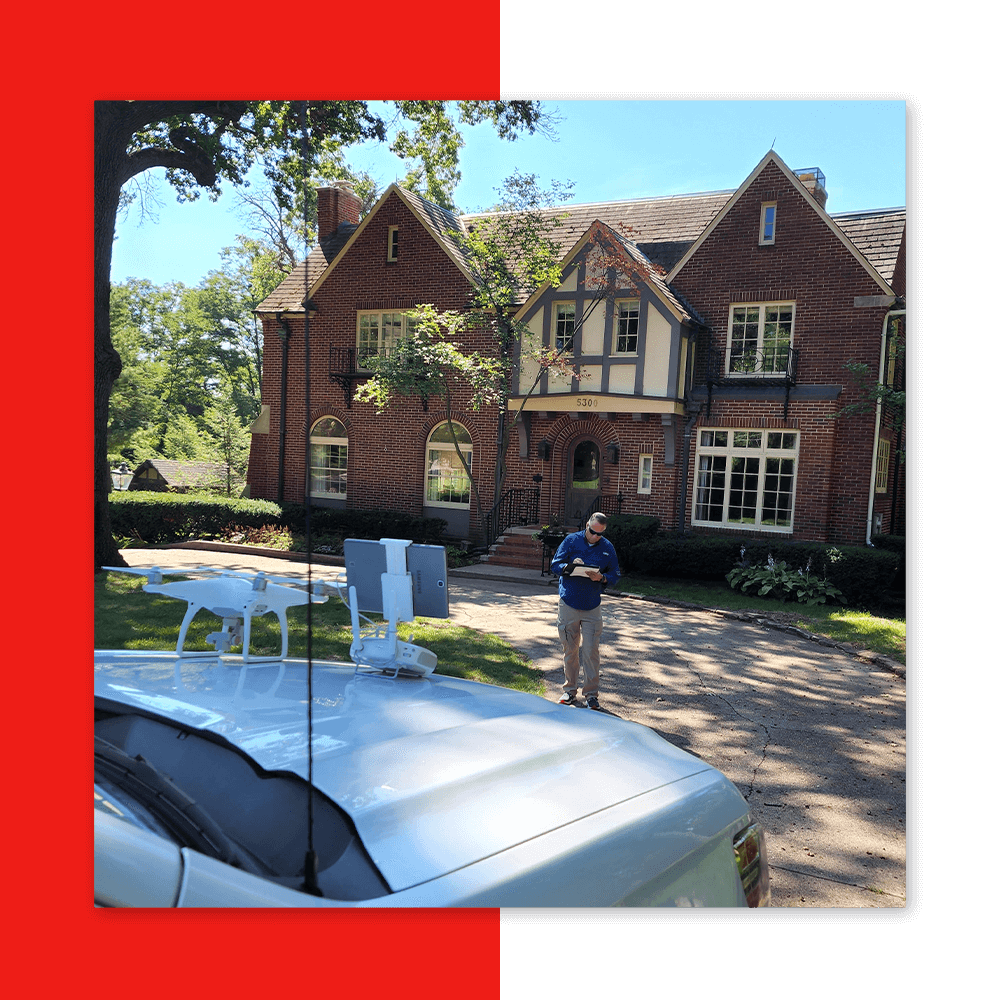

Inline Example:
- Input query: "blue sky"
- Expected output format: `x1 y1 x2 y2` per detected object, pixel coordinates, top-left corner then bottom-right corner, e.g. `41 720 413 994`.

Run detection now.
111 99 905 289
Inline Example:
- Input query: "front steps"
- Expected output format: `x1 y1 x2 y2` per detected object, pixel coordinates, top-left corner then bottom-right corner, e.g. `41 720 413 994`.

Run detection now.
481 526 550 572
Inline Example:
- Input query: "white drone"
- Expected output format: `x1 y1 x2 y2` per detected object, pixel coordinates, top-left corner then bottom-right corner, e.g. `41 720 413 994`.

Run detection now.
103 538 445 676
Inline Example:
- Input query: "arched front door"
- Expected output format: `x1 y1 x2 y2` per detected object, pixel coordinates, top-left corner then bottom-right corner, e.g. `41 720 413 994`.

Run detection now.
565 438 601 522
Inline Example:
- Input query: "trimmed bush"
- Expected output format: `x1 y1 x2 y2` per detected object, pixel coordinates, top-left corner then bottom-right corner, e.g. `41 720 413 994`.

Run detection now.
111 494 449 548
110 492 282 545
604 514 661 572
277 505 447 544
627 531 900 608
870 533 906 591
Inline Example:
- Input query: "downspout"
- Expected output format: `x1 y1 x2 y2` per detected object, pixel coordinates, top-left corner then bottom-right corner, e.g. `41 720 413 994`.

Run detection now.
677 405 702 534
276 316 291 502
866 308 905 544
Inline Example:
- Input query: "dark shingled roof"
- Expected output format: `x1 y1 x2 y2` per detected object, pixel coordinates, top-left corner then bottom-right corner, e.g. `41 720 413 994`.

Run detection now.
832 208 906 284
257 182 905 314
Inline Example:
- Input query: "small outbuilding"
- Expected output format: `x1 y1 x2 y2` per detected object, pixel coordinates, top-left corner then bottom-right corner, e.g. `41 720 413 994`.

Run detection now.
128 459 231 494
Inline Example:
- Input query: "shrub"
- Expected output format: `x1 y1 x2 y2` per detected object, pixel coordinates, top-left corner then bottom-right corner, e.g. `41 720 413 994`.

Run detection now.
627 531 901 608
870 533 906 591
726 551 845 605
277 505 448 544
110 492 282 545
604 514 661 572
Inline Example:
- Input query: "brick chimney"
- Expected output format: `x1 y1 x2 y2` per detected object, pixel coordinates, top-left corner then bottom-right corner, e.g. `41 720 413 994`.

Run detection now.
795 168 828 211
317 181 362 238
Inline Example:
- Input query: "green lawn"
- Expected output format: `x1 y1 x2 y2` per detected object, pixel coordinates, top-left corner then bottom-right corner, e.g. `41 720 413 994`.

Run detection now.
95 572 545 694
617 574 906 666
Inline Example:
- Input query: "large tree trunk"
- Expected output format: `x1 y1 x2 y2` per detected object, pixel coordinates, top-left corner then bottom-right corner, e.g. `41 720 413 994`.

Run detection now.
94 106 128 570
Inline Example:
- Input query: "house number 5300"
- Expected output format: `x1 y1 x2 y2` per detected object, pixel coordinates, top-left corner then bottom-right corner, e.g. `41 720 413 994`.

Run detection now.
576 397 599 408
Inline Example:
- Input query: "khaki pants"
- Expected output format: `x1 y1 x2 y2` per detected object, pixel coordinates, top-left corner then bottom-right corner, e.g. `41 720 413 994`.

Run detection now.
557 599 603 699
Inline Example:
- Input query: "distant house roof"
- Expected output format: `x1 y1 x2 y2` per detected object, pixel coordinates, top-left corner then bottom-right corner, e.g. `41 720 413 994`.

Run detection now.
129 459 230 492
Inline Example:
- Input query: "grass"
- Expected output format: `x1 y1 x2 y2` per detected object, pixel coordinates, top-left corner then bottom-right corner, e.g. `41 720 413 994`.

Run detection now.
95 572 544 695
616 573 906 666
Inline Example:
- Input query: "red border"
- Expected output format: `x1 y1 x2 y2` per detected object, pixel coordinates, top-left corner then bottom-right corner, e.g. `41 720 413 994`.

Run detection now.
7 5 500 995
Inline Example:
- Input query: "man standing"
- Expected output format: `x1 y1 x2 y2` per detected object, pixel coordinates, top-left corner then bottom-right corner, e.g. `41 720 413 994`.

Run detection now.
550 512 620 709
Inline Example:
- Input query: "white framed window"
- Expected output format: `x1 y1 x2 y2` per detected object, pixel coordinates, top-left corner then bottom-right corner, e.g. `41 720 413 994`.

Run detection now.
553 301 575 353
425 421 473 508
310 416 348 498
638 454 653 494
726 302 795 376
387 226 399 262
694 429 798 531
614 299 640 355
357 310 408 367
759 202 777 245
875 438 890 493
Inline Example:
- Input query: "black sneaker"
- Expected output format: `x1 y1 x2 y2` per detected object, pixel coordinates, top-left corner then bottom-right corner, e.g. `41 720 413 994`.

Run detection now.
586 696 600 710
558 692 577 705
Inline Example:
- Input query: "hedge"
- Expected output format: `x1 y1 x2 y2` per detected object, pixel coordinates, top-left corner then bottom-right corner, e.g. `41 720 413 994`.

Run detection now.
110 493 283 545
627 531 901 608
111 493 448 547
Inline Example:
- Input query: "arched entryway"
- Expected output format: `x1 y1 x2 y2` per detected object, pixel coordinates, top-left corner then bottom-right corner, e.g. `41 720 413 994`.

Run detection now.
565 437 602 522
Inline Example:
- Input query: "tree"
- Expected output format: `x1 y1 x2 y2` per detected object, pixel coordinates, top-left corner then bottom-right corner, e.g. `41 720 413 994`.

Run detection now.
355 172 661 537
840 316 906 437
95 99 548 568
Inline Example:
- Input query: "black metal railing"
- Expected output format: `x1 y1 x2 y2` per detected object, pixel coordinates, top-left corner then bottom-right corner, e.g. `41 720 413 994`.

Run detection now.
706 345 800 417
579 492 624 528
483 486 540 551
714 346 799 380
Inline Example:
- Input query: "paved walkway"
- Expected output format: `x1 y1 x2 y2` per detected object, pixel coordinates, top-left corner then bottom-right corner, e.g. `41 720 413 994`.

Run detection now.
113 544 907 908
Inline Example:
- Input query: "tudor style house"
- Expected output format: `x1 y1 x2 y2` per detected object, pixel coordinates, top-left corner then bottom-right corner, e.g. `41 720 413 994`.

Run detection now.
246 151 905 552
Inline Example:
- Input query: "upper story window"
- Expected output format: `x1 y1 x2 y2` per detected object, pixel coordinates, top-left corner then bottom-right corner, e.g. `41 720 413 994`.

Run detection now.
310 416 348 498
759 202 777 245
614 299 640 355
387 226 399 262
357 310 409 367
553 302 575 353
727 302 795 376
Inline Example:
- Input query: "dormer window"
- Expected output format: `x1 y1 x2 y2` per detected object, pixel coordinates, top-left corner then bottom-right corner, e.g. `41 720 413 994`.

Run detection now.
387 226 399 262
759 202 777 245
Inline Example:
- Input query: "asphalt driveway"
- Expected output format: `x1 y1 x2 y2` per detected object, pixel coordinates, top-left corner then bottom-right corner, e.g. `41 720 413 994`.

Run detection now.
110 545 907 908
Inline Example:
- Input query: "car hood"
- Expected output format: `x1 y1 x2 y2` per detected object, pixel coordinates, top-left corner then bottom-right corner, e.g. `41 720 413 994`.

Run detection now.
95 651 717 892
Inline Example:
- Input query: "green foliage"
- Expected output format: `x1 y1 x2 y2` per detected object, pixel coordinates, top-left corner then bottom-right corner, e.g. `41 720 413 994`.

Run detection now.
277 504 448 545
603 514 661 573
726 552 845 606
626 532 900 609
109 274 258 475
110 493 282 545
840 317 905 436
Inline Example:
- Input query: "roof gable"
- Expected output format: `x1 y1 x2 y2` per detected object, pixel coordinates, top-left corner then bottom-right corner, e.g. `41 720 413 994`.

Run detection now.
515 220 701 326
256 184 474 315
666 150 896 295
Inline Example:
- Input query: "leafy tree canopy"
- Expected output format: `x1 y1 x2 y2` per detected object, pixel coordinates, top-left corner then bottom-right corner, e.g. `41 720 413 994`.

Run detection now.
95 99 551 567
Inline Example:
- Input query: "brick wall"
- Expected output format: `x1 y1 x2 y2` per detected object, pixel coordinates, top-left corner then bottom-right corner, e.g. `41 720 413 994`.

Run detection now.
248 191 498 536
671 160 894 545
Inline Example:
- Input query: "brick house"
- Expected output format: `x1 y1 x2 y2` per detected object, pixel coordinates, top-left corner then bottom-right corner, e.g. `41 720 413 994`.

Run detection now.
247 151 905 549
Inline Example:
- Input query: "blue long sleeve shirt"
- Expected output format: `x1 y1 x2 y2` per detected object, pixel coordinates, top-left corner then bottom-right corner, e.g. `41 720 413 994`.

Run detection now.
550 530 621 611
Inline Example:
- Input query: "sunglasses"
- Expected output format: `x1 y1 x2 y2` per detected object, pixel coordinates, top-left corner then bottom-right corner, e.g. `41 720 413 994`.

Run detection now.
586 526 605 537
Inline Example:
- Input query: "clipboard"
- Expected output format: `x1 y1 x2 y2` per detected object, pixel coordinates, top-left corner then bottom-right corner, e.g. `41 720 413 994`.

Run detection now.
568 564 603 578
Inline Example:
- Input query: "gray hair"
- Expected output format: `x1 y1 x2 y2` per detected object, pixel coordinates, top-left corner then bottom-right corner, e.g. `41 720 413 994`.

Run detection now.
588 512 608 528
